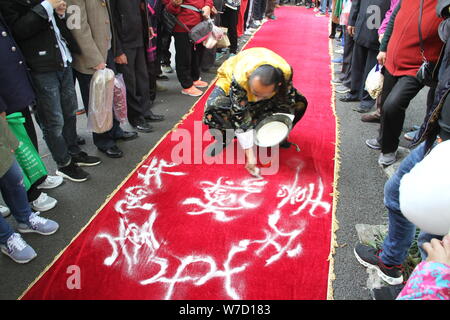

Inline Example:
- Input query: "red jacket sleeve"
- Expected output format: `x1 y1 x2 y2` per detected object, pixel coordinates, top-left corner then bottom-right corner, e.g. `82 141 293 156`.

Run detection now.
164 0 181 15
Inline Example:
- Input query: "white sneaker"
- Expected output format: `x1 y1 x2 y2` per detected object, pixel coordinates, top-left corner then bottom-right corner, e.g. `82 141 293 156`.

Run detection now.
37 175 64 190
31 193 57 212
335 48 344 54
378 152 397 166
0 233 37 264
254 20 262 26
313 7 319 12
0 205 10 218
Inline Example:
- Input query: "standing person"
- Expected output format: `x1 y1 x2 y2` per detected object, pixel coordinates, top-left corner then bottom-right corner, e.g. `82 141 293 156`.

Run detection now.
111 0 164 134
317 0 332 16
339 0 390 113
365 0 443 166
0 0 102 182
265 0 276 19
67 0 138 159
0 115 59 264
164 0 214 97
222 0 240 56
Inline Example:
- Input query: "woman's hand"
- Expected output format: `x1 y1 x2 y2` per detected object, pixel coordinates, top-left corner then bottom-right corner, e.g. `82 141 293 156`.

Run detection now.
202 6 211 19
423 235 450 266
377 51 387 66
114 54 128 65
245 148 261 177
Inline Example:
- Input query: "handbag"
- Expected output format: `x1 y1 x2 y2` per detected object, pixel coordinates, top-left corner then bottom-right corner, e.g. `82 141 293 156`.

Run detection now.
417 0 442 87
216 27 230 48
6 112 48 191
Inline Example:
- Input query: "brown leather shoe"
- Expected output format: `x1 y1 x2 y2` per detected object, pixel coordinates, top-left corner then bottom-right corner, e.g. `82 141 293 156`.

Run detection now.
361 110 381 123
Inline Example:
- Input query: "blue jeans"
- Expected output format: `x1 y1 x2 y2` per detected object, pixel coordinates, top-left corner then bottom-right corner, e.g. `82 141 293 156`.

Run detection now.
380 142 442 265
31 66 81 167
320 0 331 13
0 161 32 244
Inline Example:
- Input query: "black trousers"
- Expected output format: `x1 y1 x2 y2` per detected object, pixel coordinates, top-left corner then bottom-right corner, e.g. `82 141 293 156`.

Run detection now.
157 23 172 67
378 68 436 153
349 43 378 107
252 0 267 21
173 32 204 89
221 6 239 54
117 46 153 125
340 27 354 88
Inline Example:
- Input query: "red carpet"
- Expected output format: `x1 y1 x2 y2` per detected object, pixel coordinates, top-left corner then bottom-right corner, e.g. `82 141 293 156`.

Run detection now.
21 7 337 300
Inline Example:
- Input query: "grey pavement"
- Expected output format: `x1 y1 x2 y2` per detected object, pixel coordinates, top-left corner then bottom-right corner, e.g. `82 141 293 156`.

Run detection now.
0 28 431 301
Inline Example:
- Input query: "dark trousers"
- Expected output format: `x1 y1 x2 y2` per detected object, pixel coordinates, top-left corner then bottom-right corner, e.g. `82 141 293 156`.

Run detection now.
147 60 157 102
173 32 204 89
30 66 81 167
340 27 354 88
265 0 276 17
349 43 378 108
117 46 153 125
157 24 172 67
252 0 267 21
378 68 435 154
222 6 239 54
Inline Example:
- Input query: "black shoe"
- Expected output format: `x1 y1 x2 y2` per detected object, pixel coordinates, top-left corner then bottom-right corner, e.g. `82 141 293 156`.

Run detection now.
130 120 154 133
116 131 138 142
339 94 359 102
72 151 102 167
56 161 90 182
144 111 165 122
156 74 169 81
77 136 86 145
329 34 336 39
98 146 124 158
354 244 404 285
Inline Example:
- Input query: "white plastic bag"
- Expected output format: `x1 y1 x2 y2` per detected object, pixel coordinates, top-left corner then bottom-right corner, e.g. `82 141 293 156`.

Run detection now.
365 64 384 99
87 68 115 133
203 32 217 49
113 73 128 124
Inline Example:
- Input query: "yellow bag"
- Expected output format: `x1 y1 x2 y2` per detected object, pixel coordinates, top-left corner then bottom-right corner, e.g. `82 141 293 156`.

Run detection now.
216 27 230 49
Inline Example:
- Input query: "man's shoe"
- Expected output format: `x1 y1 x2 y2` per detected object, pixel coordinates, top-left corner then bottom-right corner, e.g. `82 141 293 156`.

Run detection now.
72 151 102 167
315 12 326 17
332 57 343 64
268 15 276 20
378 152 397 166
354 244 403 285
37 175 64 190
161 64 174 73
0 233 37 264
144 111 165 122
335 85 351 94
193 79 208 88
365 138 381 150
30 193 57 212
116 131 138 141
353 105 373 113
361 111 381 123
331 78 342 84
372 284 405 300
131 121 154 133
56 161 90 182
339 93 359 102
0 205 11 218
181 86 203 97
404 129 419 141
156 74 169 81
18 212 59 236
98 146 124 159
334 48 344 54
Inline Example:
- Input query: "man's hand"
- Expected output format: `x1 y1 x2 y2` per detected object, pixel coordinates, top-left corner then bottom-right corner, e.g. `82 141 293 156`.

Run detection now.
377 51 387 66
0 112 6 119
94 62 107 71
172 0 183 6
347 26 355 37
47 0 65 9
423 235 450 266
245 148 261 177
114 54 128 65
202 6 211 19
55 1 67 16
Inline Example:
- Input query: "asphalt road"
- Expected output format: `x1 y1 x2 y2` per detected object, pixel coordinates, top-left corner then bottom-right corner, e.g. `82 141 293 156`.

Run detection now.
0 18 431 301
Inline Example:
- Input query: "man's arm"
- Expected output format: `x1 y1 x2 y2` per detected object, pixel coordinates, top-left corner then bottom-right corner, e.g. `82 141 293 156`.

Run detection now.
65 0 105 70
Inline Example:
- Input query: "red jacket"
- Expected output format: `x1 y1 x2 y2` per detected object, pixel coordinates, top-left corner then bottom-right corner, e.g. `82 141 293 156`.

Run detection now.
164 0 213 33
386 0 444 77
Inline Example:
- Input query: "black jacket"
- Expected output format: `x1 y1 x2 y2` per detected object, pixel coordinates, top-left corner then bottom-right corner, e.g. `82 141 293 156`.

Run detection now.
0 12 35 113
111 0 149 56
0 0 80 73
349 0 391 51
